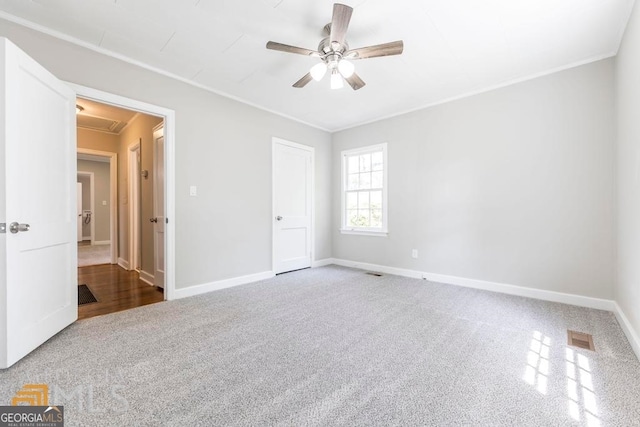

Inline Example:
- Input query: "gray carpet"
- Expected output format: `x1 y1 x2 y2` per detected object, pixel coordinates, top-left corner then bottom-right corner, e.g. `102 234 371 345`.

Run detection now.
1 266 639 426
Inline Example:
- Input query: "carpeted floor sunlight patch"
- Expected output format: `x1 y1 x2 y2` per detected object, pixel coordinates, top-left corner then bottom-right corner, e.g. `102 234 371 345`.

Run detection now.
78 284 98 305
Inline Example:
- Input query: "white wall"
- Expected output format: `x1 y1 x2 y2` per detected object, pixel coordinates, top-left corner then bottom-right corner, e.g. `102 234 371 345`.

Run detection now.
0 19 332 290
615 2 640 341
333 59 615 299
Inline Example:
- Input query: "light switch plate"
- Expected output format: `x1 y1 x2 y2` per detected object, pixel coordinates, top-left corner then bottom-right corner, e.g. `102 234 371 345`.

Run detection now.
190 185 197 196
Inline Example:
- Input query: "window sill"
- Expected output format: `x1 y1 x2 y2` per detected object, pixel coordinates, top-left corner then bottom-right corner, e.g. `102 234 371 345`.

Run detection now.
340 229 388 237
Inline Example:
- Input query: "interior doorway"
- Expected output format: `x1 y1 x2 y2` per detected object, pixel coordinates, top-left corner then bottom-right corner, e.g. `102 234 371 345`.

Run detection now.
76 96 167 319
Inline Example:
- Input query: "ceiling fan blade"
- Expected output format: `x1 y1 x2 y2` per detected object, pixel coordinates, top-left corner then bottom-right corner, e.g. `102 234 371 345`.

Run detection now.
293 72 314 88
330 3 353 48
344 40 404 60
266 41 318 57
345 73 366 90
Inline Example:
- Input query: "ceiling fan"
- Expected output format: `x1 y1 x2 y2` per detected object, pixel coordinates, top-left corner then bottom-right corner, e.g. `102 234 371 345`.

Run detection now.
266 3 404 90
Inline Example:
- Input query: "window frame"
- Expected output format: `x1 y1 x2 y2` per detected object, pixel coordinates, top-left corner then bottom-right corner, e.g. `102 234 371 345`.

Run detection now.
340 143 388 236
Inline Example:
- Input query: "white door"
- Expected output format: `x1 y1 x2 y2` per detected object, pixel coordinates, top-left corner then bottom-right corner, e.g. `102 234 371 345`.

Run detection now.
0 38 77 369
77 183 83 242
152 125 165 288
273 138 313 274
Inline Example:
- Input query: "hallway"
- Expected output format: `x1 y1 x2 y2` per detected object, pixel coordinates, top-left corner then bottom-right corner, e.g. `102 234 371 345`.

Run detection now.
78 264 164 320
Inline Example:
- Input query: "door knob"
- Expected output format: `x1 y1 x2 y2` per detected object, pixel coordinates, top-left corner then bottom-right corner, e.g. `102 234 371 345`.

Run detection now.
150 218 158 223
9 222 30 234
275 216 283 221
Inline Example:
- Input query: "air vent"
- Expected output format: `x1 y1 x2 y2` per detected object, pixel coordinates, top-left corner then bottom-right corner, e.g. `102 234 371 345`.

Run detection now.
365 272 383 277
567 330 595 351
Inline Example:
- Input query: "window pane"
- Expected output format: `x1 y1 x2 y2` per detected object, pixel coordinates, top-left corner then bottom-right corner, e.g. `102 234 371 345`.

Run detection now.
372 152 383 171
347 156 358 174
360 154 371 172
348 174 359 190
342 145 386 231
358 209 371 227
348 210 368 227
371 171 383 189
358 191 370 209
346 192 358 209
370 191 382 209
359 172 371 189
371 209 382 227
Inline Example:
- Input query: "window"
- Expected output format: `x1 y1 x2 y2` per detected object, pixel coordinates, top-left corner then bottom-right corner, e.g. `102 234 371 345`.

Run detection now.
341 143 388 235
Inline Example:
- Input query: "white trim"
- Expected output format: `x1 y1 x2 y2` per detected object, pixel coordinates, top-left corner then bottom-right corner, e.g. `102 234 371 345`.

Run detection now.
76 148 118 265
139 270 155 287
339 229 388 237
93 240 110 246
76 170 95 244
421 271 615 311
311 258 334 268
128 142 141 271
173 271 275 300
613 302 640 362
329 258 616 311
272 137 315 275
152 125 166 289
341 143 388 234
330 258 423 279
0 11 329 133
331 52 618 133
117 257 130 271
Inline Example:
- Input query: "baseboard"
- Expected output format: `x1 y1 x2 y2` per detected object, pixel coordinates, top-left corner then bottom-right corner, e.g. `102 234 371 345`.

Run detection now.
173 271 275 300
139 270 155 287
330 258 615 311
331 259 423 279
117 257 130 270
93 240 111 246
82 236 91 241
613 302 640 361
312 258 334 268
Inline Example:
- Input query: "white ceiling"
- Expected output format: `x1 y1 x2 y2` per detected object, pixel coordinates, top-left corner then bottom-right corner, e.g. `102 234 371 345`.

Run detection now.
0 0 635 131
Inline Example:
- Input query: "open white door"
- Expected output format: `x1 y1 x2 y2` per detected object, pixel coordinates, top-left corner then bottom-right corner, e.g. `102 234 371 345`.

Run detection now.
152 125 165 288
0 38 77 369
273 138 313 274
77 183 83 242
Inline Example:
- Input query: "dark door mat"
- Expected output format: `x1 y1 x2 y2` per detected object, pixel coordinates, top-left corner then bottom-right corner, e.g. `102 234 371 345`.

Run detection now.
78 284 98 305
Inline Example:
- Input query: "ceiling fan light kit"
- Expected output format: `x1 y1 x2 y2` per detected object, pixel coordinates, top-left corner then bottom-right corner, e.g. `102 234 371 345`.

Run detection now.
266 3 404 91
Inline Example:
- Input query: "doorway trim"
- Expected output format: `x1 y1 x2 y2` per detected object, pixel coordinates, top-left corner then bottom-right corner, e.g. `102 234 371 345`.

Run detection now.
271 137 315 274
69 82 176 301
76 171 95 244
77 149 117 264
128 141 141 272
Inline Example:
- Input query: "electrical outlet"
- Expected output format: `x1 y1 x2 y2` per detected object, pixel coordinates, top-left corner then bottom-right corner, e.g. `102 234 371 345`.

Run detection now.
189 185 197 196
411 249 418 259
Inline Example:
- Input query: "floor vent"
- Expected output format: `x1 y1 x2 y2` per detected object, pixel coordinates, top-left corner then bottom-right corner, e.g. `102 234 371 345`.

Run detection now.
567 330 595 351
365 272 383 277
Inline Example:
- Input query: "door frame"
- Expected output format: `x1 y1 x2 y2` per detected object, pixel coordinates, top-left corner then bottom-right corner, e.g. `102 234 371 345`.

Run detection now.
77 149 118 264
69 83 176 301
271 137 315 273
152 123 165 288
76 170 95 244
128 142 141 271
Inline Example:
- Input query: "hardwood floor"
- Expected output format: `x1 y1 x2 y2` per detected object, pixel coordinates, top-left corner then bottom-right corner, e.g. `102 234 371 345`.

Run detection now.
78 264 164 320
